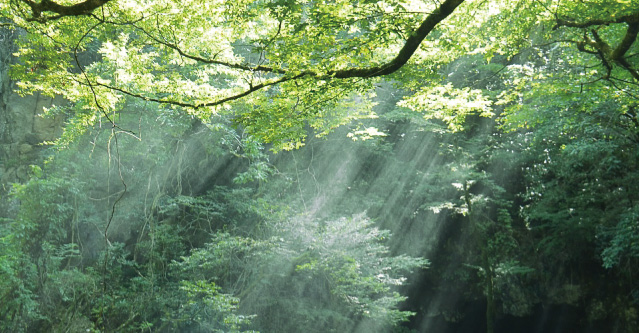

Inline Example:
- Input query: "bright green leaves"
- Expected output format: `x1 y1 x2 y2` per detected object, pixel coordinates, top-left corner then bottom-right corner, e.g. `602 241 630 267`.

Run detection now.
556 0 639 22
234 77 378 150
267 0 423 71
3 0 638 153
347 126 387 141
426 0 543 63
2 0 472 150
399 83 493 131
11 31 74 98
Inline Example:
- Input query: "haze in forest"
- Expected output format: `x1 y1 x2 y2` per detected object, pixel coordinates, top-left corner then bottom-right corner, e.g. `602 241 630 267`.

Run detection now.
1 0 638 332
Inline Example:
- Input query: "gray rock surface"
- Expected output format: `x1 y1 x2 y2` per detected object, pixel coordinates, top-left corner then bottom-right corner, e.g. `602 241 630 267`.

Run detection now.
0 27 64 186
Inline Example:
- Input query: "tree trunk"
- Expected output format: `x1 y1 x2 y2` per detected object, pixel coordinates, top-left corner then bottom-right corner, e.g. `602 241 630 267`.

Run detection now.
483 249 495 333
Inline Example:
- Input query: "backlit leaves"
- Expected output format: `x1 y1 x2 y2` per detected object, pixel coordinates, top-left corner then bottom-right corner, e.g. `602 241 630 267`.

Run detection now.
399 83 493 131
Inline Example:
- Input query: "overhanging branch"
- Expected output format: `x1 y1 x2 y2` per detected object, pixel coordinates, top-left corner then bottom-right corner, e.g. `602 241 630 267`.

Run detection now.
556 12 639 82
132 0 463 79
327 0 464 79
555 12 639 29
80 0 465 109
613 22 639 60
93 73 308 109
20 0 112 22
129 22 286 75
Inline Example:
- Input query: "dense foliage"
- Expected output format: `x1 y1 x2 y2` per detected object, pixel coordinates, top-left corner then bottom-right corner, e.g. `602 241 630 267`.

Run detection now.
1 0 638 332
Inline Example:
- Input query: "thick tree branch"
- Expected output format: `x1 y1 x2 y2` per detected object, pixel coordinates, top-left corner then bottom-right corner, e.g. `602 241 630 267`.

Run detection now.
20 0 112 22
326 0 464 79
613 22 639 60
126 0 463 79
591 27 639 81
557 12 639 82
617 58 639 81
555 12 639 29
12 0 464 112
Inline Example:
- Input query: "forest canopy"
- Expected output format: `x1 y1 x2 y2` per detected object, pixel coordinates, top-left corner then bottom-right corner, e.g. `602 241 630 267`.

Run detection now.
1 0 637 148
1 0 639 332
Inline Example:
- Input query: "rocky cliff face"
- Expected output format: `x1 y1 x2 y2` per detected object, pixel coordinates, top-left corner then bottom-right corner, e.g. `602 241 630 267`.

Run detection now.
0 27 65 187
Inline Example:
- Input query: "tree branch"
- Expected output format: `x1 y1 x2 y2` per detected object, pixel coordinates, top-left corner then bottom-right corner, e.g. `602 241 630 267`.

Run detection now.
20 0 112 22
612 22 639 60
591 27 639 81
127 0 463 80
12 0 464 115
129 22 286 75
93 73 308 109
80 0 465 109
556 12 639 82
327 0 464 79
555 12 639 29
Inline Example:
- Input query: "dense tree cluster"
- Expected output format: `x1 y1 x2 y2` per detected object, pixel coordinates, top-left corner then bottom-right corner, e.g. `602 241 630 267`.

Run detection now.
1 0 638 332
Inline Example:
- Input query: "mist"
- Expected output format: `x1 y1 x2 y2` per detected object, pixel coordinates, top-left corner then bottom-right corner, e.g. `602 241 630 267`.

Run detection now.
2 5 639 332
